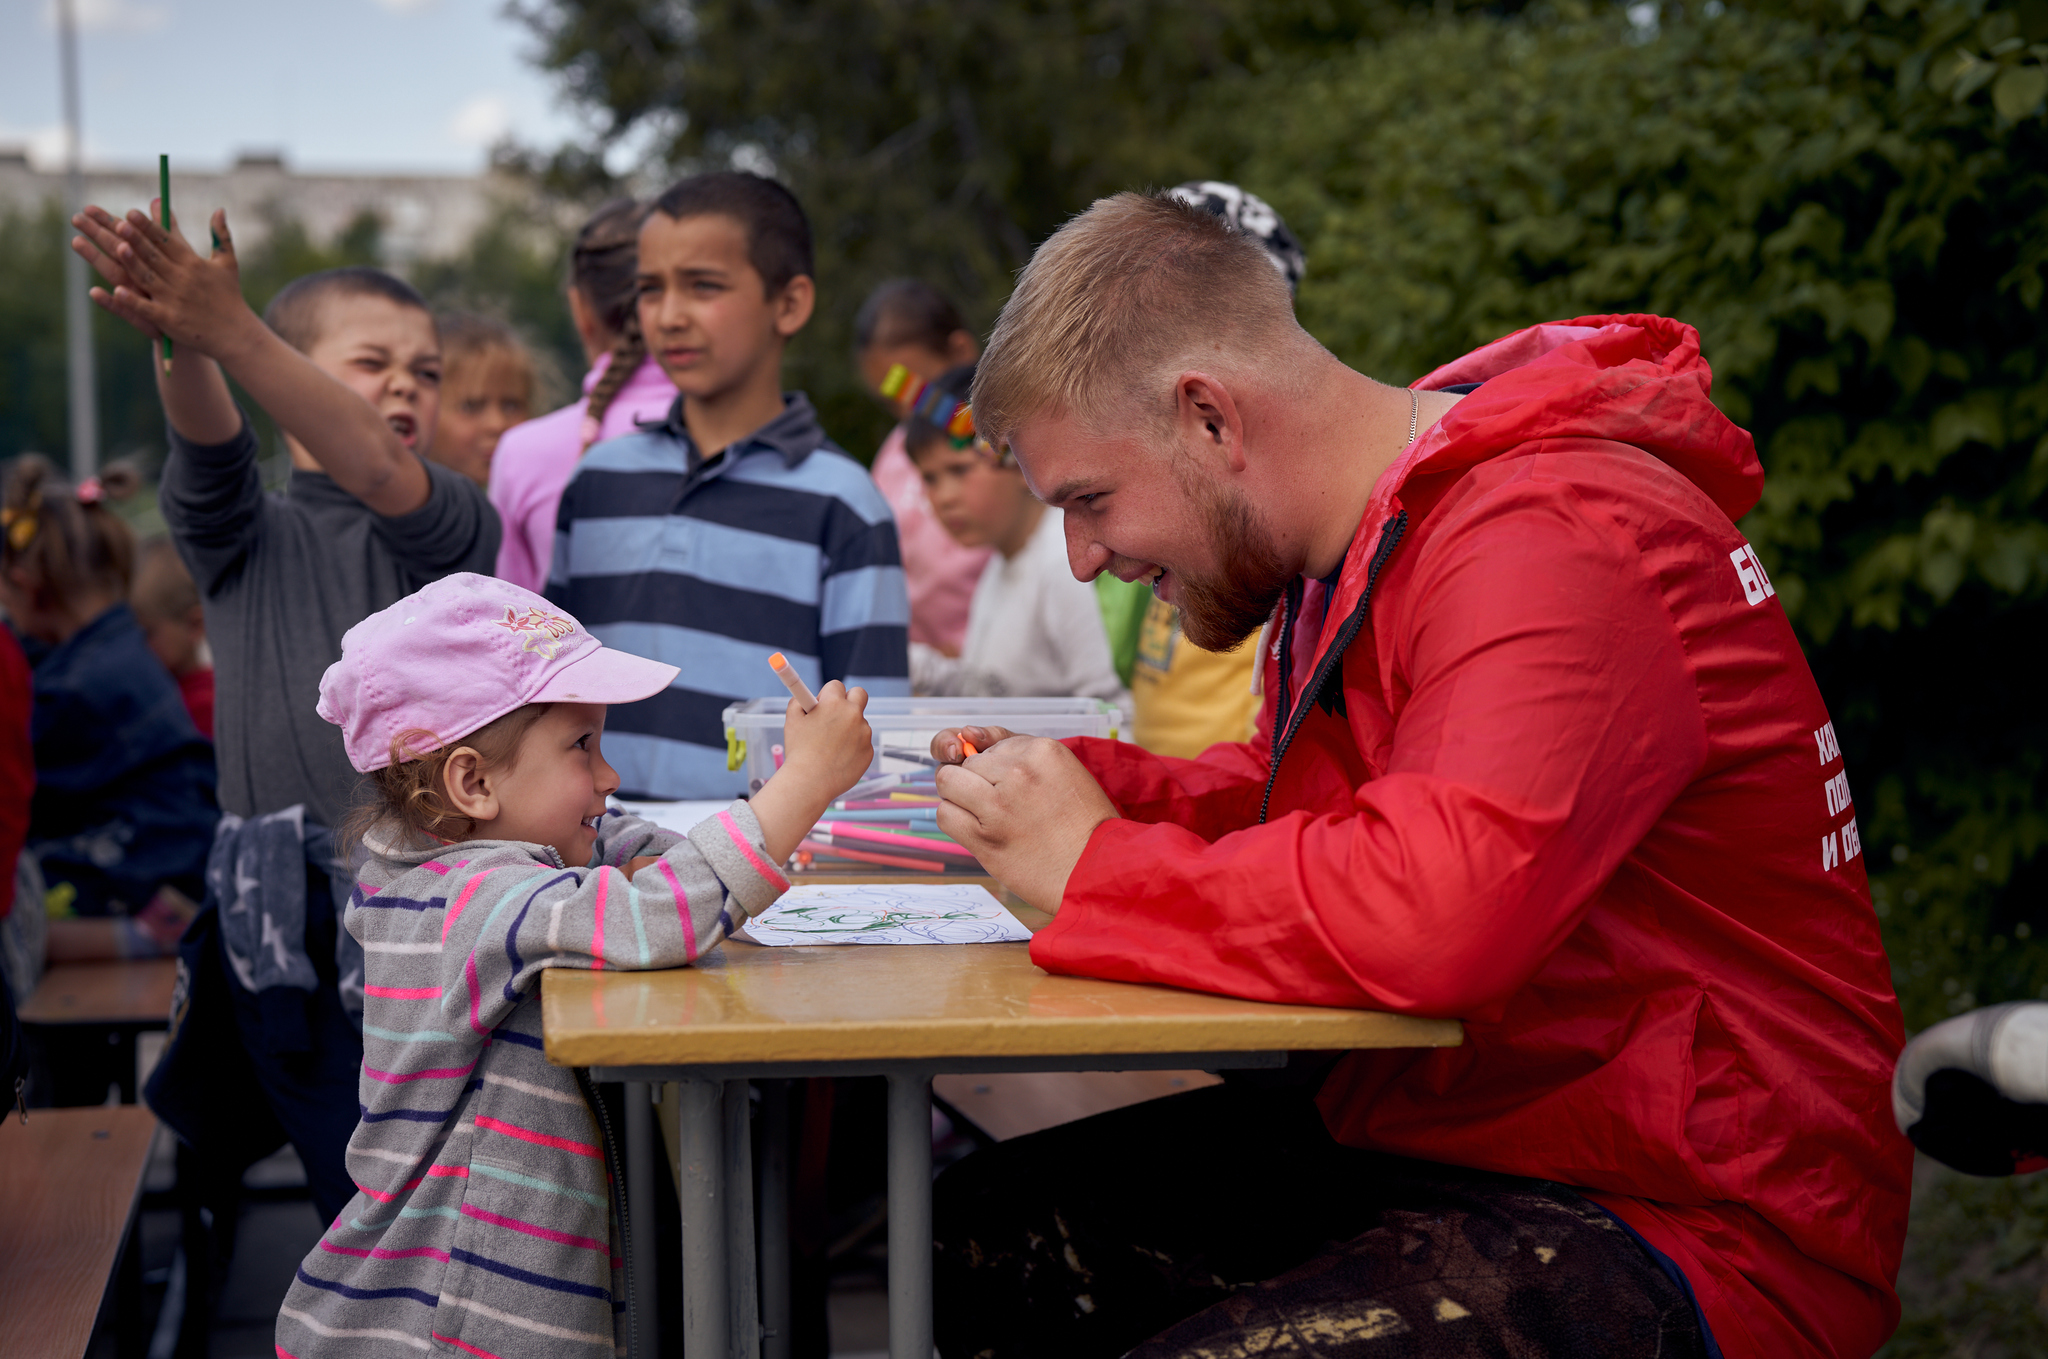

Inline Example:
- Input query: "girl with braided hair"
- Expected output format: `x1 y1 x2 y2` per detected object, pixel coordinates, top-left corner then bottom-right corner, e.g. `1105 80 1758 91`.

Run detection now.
0 455 216 960
489 198 679 591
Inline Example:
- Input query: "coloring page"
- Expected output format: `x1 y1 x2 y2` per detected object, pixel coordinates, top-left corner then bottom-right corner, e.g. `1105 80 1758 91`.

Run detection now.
736 884 1031 946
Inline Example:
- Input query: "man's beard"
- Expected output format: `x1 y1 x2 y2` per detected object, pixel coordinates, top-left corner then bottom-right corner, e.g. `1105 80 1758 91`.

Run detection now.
1172 479 1295 654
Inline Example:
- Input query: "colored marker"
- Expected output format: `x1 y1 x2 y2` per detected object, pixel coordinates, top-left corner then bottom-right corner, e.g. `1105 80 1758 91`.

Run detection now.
158 154 172 373
817 823 978 859
768 652 817 712
881 744 939 768
799 839 945 873
771 743 785 770
960 737 979 758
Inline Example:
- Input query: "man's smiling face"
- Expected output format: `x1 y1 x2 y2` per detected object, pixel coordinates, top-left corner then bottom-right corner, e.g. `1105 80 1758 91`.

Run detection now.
1009 405 1294 652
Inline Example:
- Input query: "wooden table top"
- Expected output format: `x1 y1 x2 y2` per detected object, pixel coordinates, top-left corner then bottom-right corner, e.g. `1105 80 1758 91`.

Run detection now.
542 939 1461 1068
19 959 177 1027
0 1105 159 1359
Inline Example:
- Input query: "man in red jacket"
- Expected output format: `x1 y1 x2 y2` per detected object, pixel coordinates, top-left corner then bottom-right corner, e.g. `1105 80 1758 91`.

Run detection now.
929 191 1910 1359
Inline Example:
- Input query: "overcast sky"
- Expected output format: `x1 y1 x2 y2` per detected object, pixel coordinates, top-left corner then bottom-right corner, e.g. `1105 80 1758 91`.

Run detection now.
0 0 591 175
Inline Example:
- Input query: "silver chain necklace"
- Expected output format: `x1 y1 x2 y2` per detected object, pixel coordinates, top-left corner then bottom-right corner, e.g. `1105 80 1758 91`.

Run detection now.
1408 388 1420 445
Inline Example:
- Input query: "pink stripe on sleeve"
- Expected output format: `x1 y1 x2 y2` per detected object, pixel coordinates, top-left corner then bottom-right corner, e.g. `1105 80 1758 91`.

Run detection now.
363 1061 476 1085
717 810 790 892
320 1240 451 1263
659 860 698 956
475 1115 602 1158
464 953 486 1035
441 870 493 943
589 867 607 969
435 1332 508 1359
460 1202 609 1252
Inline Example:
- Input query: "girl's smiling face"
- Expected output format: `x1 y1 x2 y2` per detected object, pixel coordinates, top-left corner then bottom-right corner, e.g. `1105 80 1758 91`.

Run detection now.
446 702 620 865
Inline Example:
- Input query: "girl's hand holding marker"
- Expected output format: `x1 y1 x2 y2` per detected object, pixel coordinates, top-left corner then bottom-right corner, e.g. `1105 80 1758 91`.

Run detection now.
751 656 874 863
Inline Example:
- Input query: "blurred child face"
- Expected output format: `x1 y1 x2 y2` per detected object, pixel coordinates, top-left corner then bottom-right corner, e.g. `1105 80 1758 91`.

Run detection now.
467 703 621 867
135 604 205 675
913 443 1037 554
433 352 530 487
636 211 812 405
303 295 442 456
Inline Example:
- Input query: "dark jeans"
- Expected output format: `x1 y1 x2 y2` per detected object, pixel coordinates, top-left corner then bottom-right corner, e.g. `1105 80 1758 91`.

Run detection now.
932 1083 1711 1359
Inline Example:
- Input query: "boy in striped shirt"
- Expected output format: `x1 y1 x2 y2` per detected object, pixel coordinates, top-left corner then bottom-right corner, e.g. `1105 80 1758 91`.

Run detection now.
549 172 911 798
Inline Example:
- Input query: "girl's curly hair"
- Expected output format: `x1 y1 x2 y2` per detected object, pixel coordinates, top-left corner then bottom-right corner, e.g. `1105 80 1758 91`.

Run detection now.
342 703 552 850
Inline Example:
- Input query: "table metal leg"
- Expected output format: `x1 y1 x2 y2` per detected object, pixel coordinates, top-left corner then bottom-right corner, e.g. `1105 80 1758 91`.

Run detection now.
678 1076 729 1357
724 1079 760 1359
624 1081 658 1359
886 1070 934 1359
758 1080 793 1359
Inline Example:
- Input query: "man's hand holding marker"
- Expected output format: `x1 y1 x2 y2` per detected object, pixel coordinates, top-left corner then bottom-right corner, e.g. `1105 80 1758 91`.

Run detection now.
928 726 1118 914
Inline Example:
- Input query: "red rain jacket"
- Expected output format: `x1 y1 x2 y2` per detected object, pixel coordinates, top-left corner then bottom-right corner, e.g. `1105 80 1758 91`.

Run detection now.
1039 316 1911 1357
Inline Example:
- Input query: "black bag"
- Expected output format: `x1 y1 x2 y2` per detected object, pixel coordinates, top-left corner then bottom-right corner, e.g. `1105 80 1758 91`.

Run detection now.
143 903 288 1167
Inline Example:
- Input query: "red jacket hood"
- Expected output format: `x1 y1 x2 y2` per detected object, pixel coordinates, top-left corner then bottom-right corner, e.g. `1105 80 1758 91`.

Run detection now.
1334 316 1763 609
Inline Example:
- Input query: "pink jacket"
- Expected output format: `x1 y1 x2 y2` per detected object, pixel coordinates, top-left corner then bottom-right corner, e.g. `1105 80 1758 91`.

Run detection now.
871 425 992 651
489 354 679 593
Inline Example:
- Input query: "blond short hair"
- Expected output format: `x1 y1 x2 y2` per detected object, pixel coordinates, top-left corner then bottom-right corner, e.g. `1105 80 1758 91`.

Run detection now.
971 191 1301 447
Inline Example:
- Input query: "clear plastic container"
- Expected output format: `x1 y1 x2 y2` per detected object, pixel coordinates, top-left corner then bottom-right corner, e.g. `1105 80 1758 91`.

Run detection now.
721 696 1125 875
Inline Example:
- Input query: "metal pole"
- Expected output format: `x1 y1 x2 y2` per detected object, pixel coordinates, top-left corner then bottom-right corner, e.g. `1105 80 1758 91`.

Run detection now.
723 1079 759 1359
623 1081 659 1359
886 1071 933 1359
56 0 97 481
758 1081 793 1359
678 1077 729 1358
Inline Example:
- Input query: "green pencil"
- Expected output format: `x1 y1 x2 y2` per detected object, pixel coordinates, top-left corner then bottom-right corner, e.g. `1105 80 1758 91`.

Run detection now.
158 153 171 373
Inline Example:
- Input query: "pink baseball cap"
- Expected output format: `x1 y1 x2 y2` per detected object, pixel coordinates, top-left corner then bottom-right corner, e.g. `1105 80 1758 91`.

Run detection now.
317 572 680 772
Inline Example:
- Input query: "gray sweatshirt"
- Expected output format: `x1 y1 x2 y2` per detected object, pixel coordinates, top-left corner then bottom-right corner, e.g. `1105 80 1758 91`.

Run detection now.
159 414 500 827
275 803 784 1357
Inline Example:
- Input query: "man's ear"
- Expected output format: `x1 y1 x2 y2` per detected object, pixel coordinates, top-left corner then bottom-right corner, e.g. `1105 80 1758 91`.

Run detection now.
773 275 817 339
440 747 498 826
1174 372 1248 473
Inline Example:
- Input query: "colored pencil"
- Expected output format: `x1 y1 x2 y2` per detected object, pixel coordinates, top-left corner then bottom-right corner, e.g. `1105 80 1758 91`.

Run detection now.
158 154 171 373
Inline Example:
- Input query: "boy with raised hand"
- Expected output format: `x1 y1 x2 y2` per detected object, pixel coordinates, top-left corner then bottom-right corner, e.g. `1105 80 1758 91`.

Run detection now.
69 202 498 1225
551 171 910 799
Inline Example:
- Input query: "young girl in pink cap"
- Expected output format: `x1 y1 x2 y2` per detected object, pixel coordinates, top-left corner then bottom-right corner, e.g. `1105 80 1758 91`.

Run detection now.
279 571 872 1359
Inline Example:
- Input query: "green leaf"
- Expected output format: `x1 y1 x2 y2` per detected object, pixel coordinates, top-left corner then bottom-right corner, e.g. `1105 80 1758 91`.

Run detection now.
1992 63 2048 119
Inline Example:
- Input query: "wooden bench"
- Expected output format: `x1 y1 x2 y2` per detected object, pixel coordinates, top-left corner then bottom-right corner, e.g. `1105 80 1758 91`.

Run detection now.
21 959 177 1104
0 1104 160 1358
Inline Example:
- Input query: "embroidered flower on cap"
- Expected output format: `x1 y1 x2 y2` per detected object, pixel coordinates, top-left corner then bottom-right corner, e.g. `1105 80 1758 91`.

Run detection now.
497 605 577 660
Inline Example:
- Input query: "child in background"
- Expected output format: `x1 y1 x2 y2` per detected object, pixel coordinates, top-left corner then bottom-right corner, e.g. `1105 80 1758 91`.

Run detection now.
430 312 535 488
131 535 214 739
1 458 216 960
903 365 1125 706
280 572 874 1358
854 280 990 654
491 199 680 593
70 200 498 1222
551 172 910 798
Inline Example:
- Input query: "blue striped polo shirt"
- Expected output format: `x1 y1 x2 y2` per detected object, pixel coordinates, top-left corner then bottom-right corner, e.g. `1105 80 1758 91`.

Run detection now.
548 393 910 798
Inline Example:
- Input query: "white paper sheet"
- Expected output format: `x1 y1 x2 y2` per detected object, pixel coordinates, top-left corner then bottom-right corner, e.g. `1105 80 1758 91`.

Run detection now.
735 883 1031 947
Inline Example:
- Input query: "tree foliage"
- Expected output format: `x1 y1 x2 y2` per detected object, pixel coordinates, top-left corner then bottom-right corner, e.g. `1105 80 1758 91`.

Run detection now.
508 0 1424 452
1195 0 2048 1037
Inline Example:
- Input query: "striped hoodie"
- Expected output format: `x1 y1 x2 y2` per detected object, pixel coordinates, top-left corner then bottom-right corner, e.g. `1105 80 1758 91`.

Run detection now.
275 802 787 1357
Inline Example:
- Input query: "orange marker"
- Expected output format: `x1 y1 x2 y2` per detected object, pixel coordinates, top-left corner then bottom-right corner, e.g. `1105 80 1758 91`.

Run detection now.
959 736 979 758
767 652 817 712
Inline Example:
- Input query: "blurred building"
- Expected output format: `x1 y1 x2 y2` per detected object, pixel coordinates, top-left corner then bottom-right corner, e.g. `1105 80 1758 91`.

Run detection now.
0 147 516 265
